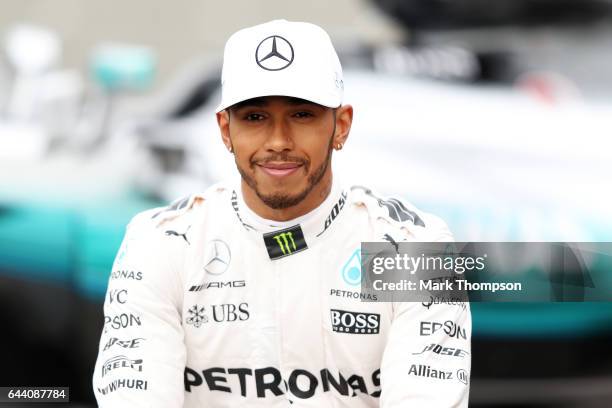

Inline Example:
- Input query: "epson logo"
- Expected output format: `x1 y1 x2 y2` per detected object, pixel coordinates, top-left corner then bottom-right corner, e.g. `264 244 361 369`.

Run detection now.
189 280 246 292
104 313 141 333
330 309 380 334
419 321 467 340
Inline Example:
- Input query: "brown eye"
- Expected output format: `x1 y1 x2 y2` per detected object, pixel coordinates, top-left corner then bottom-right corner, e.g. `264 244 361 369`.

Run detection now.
245 113 265 121
293 111 313 118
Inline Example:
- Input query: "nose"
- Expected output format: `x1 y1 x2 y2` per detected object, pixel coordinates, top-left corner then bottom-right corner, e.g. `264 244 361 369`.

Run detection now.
263 117 294 153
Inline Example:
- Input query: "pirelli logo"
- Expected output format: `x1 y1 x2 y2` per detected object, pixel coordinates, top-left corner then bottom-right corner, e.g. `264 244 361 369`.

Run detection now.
263 225 307 260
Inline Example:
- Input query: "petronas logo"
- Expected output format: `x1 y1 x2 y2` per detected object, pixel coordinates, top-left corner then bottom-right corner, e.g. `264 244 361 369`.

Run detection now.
342 249 362 286
273 232 297 255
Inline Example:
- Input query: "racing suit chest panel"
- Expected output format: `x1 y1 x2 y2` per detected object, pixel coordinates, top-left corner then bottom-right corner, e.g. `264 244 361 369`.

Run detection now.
274 204 391 404
320 206 391 402
179 186 395 405
182 214 274 367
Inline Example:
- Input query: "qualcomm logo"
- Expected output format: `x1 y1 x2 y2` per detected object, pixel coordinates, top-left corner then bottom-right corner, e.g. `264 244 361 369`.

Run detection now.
342 249 362 286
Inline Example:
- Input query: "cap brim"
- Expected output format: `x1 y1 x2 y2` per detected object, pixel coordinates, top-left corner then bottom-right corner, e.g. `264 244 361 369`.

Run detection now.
215 82 341 112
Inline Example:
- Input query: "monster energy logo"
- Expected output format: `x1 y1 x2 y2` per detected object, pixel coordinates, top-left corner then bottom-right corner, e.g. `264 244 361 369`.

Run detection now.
263 225 307 260
273 232 297 255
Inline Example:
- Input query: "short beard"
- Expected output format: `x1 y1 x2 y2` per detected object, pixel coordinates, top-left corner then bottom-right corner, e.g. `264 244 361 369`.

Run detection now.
236 138 334 210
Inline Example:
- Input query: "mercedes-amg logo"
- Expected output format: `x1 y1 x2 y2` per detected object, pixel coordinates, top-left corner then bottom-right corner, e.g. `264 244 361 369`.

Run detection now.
204 240 231 275
255 35 294 71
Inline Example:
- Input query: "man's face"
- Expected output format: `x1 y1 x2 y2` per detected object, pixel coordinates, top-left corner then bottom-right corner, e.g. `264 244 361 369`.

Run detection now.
218 96 339 209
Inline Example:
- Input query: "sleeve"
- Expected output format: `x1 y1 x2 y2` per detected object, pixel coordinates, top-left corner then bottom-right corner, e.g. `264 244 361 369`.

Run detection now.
380 214 471 407
380 301 471 407
92 211 186 408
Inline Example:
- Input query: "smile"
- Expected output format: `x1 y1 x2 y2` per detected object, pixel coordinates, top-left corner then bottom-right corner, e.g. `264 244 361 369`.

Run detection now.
257 162 303 178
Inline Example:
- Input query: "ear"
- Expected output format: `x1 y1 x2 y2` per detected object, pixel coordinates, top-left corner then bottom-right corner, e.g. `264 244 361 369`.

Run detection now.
216 110 233 152
333 104 353 148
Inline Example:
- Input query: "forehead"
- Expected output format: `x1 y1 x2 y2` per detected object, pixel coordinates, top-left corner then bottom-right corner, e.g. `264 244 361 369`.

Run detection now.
229 96 324 111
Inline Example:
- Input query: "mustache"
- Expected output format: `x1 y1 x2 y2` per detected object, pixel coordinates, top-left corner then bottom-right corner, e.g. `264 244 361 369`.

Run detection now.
252 154 308 167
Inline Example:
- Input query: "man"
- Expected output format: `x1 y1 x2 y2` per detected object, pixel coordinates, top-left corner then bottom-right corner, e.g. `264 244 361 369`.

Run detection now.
93 19 471 407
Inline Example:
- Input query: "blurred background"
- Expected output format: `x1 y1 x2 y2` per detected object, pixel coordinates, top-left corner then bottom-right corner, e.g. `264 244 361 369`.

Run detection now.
1 0 611 406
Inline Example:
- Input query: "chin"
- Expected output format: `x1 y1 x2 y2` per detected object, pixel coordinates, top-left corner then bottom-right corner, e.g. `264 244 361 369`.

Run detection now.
261 188 301 201
257 186 311 210
261 178 307 193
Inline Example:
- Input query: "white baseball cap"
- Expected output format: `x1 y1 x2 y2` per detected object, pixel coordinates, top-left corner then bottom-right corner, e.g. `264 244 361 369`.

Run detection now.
216 19 344 112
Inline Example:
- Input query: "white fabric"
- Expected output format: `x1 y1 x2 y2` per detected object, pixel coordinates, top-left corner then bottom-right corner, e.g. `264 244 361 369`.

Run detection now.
93 180 471 407
216 19 344 112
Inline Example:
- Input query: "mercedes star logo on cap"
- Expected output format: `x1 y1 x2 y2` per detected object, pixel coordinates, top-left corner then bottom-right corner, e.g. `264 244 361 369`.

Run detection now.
255 35 294 71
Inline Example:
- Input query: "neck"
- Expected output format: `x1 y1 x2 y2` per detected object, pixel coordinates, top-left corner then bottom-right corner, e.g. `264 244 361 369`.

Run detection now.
241 172 333 222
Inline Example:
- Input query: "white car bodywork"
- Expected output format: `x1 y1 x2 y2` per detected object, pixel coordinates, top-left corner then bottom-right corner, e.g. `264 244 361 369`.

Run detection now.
146 69 612 241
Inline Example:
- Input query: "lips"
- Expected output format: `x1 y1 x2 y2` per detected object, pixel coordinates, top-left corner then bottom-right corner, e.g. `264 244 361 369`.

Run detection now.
257 162 303 177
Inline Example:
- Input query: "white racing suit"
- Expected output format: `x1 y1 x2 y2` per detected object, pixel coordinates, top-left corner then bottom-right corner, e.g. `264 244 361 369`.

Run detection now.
93 179 471 407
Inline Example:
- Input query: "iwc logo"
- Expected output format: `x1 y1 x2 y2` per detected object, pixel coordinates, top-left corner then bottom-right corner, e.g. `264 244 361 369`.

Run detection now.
203 240 231 275
255 35 294 71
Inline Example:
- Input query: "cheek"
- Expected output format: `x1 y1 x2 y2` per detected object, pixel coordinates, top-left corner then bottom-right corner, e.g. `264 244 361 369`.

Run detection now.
233 149 255 169
230 127 260 160
295 127 333 161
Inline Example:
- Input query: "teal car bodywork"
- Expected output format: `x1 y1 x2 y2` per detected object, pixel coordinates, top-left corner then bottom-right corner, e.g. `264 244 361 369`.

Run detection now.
0 192 162 300
1 192 611 339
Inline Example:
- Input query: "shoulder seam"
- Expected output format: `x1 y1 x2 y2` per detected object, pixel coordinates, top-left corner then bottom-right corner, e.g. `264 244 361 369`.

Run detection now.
349 185 426 227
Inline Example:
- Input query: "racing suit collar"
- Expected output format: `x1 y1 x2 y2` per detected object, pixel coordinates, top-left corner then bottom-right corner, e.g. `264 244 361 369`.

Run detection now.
233 177 348 243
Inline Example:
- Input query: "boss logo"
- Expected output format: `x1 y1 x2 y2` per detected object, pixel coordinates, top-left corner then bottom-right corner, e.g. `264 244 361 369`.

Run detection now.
316 191 347 237
330 309 380 334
